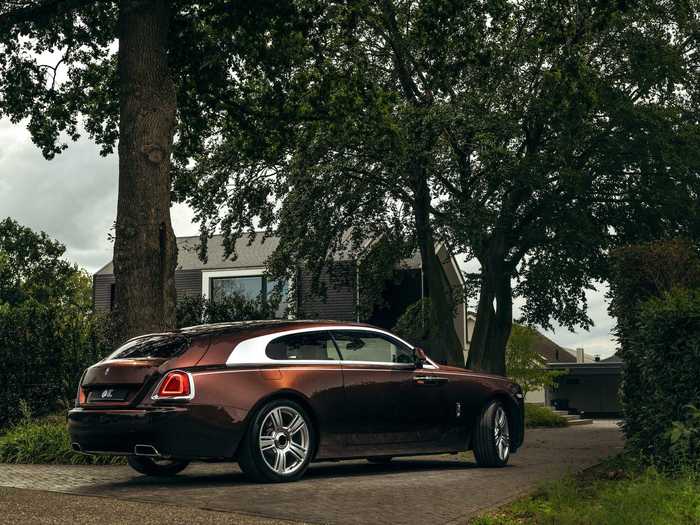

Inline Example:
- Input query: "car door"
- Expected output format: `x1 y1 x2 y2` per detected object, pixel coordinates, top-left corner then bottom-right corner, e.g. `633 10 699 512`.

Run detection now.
332 329 450 448
262 330 347 458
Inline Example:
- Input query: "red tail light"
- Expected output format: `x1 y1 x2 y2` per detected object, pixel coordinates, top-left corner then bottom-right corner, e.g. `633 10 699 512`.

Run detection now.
154 371 193 399
75 385 86 406
75 371 87 406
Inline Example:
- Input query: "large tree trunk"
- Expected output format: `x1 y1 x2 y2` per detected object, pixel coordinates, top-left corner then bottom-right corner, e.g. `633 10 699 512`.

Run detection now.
113 0 178 342
466 248 513 375
413 171 464 367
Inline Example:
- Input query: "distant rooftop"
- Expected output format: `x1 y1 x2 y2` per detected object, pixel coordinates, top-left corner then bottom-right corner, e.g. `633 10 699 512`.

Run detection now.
95 233 430 275
96 234 280 275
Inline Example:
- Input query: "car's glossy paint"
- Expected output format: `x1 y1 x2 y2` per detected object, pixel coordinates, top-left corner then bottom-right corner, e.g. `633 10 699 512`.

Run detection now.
68 320 524 461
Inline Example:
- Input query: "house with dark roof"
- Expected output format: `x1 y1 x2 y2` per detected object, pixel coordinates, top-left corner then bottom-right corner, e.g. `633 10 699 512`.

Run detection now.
545 353 624 416
93 233 471 363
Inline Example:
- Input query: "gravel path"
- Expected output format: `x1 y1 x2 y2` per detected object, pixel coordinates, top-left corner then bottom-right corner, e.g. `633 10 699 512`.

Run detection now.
0 421 622 525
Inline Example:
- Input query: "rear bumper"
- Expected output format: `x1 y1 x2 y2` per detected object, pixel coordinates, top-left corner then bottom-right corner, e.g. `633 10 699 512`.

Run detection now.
68 404 246 459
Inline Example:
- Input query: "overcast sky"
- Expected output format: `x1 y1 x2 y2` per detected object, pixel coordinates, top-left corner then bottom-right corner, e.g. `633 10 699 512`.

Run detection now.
0 117 618 357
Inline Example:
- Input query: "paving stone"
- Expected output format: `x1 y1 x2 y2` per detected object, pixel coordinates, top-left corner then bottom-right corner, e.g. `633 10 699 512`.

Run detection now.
0 421 622 525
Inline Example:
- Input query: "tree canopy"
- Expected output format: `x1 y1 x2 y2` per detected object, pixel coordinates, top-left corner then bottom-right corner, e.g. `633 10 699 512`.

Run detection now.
2 1 698 371
0 218 103 426
0 217 90 308
178 0 700 373
0 0 310 340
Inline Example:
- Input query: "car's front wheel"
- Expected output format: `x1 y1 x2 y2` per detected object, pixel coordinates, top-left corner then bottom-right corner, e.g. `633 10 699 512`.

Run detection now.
127 456 190 476
473 400 511 467
238 399 315 483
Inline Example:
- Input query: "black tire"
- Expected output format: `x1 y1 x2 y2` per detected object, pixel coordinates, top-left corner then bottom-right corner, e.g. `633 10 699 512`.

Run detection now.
238 399 315 483
473 400 511 468
367 456 393 464
127 456 190 476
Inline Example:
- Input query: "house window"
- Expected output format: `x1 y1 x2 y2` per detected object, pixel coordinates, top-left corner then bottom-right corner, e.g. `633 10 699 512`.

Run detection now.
209 274 288 318
211 275 264 303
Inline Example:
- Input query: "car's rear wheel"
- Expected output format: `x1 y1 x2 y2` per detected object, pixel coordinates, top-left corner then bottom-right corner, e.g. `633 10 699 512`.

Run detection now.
473 400 511 468
127 456 190 476
238 399 315 483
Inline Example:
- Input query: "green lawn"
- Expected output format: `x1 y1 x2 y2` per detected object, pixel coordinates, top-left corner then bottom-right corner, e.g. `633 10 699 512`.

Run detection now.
472 456 700 525
524 403 567 428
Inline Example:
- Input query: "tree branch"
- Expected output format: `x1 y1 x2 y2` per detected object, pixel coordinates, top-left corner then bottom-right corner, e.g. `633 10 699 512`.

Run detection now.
0 0 97 31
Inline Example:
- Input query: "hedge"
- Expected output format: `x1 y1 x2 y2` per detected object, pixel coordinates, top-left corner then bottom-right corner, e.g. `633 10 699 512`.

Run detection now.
622 289 700 467
0 300 108 428
608 240 700 468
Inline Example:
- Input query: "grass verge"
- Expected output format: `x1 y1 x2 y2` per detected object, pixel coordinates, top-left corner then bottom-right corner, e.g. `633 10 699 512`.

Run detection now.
472 455 700 525
0 414 125 465
524 403 568 428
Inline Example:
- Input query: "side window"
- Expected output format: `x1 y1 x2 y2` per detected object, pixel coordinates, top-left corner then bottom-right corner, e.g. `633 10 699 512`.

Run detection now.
266 331 340 361
331 330 414 364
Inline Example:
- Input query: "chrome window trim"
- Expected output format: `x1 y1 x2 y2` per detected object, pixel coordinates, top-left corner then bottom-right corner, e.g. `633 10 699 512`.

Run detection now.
225 325 439 369
151 370 196 401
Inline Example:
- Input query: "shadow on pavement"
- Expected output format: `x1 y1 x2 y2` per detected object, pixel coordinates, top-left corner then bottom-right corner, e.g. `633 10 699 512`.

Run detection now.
89 457 487 491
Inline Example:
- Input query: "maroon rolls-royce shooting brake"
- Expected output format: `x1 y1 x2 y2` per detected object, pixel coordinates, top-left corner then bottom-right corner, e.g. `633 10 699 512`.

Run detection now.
68 320 524 482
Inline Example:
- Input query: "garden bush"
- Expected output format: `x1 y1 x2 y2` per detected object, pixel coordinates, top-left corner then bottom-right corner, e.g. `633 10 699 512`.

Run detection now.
608 240 700 469
624 289 700 467
176 294 275 327
0 406 123 465
524 404 567 428
506 325 564 397
0 218 110 428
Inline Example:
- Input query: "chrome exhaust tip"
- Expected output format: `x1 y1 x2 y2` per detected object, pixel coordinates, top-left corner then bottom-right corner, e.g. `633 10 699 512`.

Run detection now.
134 444 160 457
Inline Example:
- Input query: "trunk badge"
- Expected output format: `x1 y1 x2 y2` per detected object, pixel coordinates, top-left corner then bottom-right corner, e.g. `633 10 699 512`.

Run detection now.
456 402 462 418
104 367 110 376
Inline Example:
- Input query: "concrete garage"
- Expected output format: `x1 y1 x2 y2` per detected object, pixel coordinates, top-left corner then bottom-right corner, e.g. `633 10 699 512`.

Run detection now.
545 355 623 417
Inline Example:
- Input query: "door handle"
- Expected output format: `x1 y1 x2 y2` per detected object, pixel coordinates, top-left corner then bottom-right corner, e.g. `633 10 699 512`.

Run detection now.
414 375 449 385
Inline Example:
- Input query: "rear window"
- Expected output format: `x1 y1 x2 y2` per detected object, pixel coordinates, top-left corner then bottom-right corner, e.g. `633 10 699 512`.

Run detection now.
107 335 191 360
266 332 339 361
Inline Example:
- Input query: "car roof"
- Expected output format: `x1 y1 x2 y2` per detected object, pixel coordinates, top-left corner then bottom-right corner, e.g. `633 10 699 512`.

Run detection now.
178 319 376 337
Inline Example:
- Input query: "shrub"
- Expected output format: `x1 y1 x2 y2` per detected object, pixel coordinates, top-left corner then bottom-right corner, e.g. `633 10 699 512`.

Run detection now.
392 298 433 347
668 405 700 470
506 325 564 397
0 411 124 465
176 294 275 328
524 404 567 428
392 298 457 362
0 218 110 428
623 289 700 468
608 240 700 468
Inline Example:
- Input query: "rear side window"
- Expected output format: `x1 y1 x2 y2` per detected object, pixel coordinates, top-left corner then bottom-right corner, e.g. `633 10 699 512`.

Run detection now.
266 331 340 361
331 330 414 364
107 335 191 360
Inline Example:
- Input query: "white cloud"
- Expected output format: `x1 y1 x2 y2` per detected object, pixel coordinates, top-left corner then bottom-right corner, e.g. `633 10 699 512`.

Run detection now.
0 119 198 272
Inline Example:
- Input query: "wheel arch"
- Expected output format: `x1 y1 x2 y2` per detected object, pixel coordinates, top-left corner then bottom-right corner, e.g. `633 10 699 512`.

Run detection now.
468 391 523 452
236 389 321 459
491 391 523 452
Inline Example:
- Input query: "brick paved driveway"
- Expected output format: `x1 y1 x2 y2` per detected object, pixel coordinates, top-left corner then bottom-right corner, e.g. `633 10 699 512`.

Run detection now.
0 421 621 525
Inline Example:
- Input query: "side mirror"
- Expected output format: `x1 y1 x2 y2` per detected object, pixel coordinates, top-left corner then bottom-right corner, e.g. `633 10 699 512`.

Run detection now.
414 347 428 369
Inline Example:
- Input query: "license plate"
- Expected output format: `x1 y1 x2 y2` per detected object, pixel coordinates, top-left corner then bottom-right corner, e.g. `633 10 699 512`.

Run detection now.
88 388 129 402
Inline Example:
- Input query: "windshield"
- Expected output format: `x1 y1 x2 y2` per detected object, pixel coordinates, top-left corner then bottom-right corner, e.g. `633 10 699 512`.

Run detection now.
107 334 191 360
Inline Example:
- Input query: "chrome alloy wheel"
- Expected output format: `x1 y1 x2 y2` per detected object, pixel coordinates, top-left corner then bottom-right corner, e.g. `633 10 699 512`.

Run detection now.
259 406 310 475
494 406 510 461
